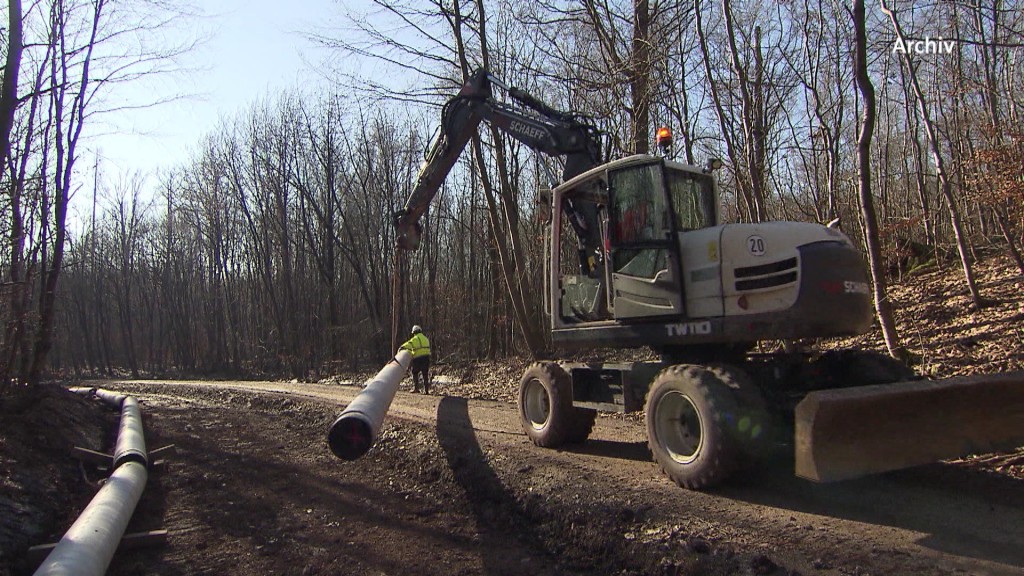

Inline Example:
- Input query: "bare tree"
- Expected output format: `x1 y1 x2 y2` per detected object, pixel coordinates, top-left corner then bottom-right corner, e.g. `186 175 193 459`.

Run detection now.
458 0 546 355
880 0 984 309
853 0 903 359
0 0 22 168
35 0 1024 380
1 0 201 386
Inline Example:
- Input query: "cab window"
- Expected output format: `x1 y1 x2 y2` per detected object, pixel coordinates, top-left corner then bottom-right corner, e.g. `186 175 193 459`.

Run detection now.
665 169 715 231
609 163 666 244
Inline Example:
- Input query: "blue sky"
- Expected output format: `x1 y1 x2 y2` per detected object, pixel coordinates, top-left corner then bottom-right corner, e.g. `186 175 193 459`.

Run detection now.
87 0 340 183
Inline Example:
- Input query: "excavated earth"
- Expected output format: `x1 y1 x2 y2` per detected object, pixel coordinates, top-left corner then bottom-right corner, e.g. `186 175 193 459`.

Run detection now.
2 254 1024 576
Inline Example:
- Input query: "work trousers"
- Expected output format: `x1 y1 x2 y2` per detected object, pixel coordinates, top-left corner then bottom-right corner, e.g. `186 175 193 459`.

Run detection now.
411 355 431 393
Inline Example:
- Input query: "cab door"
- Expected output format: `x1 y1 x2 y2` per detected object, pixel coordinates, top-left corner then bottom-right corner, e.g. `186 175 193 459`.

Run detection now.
607 161 684 320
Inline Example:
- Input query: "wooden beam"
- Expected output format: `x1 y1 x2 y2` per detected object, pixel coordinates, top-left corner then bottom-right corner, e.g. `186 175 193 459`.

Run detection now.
71 446 112 465
27 530 169 565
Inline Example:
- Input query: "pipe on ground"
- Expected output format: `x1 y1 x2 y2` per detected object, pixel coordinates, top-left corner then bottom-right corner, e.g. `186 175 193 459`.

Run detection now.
92 388 128 408
69 387 147 468
68 387 97 398
112 397 148 468
328 350 412 460
33 462 148 576
34 388 149 576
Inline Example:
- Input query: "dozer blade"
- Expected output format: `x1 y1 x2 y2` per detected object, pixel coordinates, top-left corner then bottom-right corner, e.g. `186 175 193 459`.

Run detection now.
795 372 1024 482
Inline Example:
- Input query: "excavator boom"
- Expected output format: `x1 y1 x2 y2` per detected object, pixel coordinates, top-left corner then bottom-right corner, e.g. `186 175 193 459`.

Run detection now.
394 68 600 251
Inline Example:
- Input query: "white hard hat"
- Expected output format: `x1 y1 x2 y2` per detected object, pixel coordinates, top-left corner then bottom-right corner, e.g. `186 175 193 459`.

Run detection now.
411 325 422 334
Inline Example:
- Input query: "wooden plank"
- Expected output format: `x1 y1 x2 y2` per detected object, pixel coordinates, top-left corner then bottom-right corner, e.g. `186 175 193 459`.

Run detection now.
27 530 169 565
120 530 170 550
149 444 176 458
72 446 112 465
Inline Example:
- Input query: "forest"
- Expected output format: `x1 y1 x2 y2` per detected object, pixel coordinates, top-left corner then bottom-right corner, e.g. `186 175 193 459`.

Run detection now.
1 0 1022 383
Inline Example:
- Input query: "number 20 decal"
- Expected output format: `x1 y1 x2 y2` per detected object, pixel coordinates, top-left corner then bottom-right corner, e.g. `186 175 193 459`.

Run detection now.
747 235 766 257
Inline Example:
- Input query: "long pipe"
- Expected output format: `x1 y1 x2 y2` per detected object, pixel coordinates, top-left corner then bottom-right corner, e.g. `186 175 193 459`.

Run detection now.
68 388 148 469
33 462 148 576
112 397 148 469
92 388 127 408
35 389 149 576
328 350 412 460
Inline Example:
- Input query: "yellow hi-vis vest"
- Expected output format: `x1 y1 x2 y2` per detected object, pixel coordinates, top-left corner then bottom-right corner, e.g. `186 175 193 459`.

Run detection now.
401 333 431 358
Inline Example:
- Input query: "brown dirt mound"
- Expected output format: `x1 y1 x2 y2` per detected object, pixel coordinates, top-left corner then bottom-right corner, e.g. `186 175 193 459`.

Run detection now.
0 385 112 574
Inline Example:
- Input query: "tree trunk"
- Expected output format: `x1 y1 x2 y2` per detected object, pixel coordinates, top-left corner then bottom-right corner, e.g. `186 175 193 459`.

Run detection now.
853 0 904 360
0 0 22 167
630 0 651 154
29 0 106 383
448 0 545 356
722 0 767 222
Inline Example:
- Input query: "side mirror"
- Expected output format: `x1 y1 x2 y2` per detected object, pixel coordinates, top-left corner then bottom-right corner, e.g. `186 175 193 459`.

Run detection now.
703 158 723 173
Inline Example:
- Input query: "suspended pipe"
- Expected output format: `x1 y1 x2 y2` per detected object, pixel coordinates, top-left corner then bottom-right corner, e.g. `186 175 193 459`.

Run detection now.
35 388 149 576
328 350 412 460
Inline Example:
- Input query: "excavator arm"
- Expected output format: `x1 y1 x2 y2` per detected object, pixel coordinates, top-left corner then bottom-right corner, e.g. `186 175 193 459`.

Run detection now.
394 68 602 251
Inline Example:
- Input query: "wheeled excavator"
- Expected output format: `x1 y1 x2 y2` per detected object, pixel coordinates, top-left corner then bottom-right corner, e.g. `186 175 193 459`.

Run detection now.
393 68 1024 489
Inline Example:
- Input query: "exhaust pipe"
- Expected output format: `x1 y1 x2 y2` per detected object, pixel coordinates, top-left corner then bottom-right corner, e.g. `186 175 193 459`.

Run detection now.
327 350 412 460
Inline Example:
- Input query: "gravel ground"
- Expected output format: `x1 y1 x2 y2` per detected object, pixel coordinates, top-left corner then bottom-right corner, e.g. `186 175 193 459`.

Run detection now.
4 377 1023 576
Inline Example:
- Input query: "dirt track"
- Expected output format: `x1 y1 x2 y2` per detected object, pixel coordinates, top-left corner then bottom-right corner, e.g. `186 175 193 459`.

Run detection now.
25 377 1014 576
8 252 1024 575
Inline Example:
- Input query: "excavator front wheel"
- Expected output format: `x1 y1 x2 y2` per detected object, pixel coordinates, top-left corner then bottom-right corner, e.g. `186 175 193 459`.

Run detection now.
518 362 593 447
646 365 742 490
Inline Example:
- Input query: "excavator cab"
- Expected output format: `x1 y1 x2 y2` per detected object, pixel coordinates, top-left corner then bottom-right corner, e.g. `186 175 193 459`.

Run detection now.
550 155 716 329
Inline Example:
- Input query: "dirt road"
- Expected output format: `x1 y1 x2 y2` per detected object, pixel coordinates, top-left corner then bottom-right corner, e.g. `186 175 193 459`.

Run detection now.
37 377 1013 576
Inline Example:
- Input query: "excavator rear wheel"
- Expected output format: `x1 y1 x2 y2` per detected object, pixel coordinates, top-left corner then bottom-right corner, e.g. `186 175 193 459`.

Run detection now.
518 362 592 447
646 364 742 490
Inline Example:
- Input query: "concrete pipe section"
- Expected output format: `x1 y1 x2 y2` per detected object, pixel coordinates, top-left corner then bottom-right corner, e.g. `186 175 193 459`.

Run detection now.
33 462 148 576
328 350 412 460
36 388 149 576
112 397 148 469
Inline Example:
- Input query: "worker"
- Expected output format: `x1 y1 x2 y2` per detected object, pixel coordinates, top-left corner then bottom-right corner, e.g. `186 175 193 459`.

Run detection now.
617 198 650 243
400 325 432 394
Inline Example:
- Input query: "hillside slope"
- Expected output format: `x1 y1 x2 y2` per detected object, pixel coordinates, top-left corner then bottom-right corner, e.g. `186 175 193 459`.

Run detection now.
829 251 1024 378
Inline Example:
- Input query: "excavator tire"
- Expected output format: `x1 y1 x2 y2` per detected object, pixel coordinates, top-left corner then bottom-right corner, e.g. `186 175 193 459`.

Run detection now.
645 364 743 490
518 362 591 447
566 407 597 443
707 363 777 461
